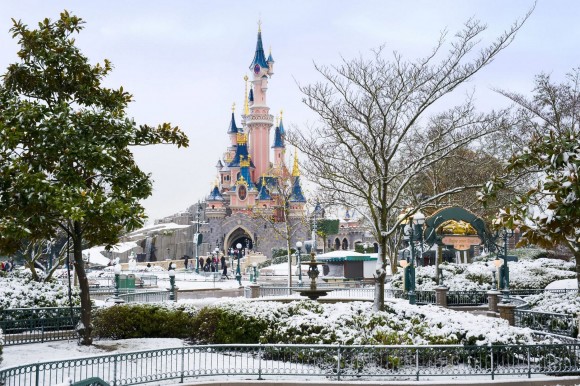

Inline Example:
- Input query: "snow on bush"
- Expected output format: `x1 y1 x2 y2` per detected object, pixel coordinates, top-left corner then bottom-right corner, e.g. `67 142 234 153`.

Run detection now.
0 270 81 309
391 253 575 291
191 299 553 346
525 291 580 316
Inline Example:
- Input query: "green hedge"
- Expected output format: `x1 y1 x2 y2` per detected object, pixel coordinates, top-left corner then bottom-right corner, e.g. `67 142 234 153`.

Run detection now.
93 305 195 339
93 304 270 344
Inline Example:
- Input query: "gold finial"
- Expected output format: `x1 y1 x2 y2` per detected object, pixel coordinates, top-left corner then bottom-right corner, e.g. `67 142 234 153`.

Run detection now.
231 102 236 113
269 46 272 55
257 19 262 33
237 133 247 144
244 75 249 115
292 149 300 177
276 115 279 126
280 109 284 120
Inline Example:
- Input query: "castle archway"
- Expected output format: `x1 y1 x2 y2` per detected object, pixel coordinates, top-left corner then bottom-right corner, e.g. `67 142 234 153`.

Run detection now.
225 227 254 253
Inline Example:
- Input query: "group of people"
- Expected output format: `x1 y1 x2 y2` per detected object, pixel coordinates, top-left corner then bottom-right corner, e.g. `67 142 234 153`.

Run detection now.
197 255 229 278
1 260 14 272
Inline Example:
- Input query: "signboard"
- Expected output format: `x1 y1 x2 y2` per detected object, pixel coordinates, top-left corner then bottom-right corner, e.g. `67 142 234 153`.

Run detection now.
441 235 481 251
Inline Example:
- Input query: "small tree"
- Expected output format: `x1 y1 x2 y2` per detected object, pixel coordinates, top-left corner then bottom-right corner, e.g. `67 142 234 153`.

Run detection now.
253 172 308 288
0 12 188 344
480 69 580 287
289 13 531 311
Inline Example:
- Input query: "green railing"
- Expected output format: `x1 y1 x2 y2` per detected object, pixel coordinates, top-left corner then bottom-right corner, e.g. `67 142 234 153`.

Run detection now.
515 309 578 337
71 377 110 386
118 290 168 303
0 307 81 346
1 343 580 385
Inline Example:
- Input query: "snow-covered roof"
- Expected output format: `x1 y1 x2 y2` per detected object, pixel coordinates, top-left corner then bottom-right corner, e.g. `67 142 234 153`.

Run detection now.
82 241 139 266
124 222 191 240
316 250 375 262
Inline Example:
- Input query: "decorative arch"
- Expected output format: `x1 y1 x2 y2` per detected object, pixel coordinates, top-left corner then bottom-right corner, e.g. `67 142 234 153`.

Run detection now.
341 238 349 250
423 206 492 248
224 226 254 252
334 238 341 251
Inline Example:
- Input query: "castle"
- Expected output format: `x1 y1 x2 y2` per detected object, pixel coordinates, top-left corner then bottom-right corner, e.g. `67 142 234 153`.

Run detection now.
130 24 309 261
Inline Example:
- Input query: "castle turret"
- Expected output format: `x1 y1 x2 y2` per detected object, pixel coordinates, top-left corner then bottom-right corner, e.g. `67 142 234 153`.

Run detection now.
272 112 286 171
247 22 274 181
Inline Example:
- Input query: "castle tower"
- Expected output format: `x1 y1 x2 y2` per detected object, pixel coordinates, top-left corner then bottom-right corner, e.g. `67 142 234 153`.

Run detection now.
247 22 274 181
272 111 286 171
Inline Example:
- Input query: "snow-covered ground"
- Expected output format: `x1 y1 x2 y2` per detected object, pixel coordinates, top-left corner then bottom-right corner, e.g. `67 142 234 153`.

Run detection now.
1 338 188 369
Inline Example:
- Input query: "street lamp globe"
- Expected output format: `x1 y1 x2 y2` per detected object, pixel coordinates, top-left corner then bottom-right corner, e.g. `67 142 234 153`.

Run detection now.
236 243 242 250
413 210 426 225
296 241 303 249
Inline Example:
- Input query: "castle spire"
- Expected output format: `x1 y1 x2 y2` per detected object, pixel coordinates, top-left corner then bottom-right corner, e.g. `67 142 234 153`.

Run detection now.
243 75 249 115
227 104 238 134
292 150 300 177
249 22 269 72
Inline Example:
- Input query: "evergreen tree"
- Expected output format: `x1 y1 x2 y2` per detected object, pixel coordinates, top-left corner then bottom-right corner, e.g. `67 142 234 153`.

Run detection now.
0 11 188 344
480 69 580 286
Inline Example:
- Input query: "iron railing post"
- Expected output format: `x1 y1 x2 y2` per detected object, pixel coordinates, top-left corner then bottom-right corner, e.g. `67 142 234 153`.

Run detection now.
337 344 342 381
180 347 185 383
415 348 419 380
35 364 40 386
527 346 531 378
113 354 118 386
258 343 263 380
490 345 494 380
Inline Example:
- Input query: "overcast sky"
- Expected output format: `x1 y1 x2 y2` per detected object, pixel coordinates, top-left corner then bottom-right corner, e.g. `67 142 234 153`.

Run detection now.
1 1 578 223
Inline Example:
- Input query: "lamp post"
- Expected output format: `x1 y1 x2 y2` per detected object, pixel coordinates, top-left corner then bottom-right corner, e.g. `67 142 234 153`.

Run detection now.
235 242 242 287
490 261 499 290
363 242 369 254
296 241 303 286
492 220 515 303
168 265 176 301
112 264 124 304
399 210 425 305
312 202 321 253
252 262 258 284
194 203 202 274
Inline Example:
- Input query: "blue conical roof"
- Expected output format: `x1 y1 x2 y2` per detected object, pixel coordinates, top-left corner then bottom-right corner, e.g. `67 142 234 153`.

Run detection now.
278 117 285 136
227 112 238 134
207 185 224 201
267 52 274 62
289 176 306 202
257 184 272 200
228 142 254 168
249 30 269 71
272 126 284 148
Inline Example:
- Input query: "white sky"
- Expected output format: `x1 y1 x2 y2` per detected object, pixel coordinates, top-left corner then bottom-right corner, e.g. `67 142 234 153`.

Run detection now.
0 1 578 222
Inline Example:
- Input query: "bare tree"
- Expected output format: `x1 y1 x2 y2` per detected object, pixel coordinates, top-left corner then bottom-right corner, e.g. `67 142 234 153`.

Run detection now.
289 13 532 311
252 171 308 288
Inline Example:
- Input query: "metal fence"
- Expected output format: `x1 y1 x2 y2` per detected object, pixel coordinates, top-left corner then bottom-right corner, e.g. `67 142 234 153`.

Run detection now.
446 291 489 306
515 309 578 337
0 307 81 346
118 290 169 303
90 289 168 303
2 343 580 385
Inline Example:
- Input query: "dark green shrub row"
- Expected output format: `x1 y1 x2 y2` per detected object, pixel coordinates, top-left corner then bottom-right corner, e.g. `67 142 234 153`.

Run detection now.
93 304 270 344
93 305 195 339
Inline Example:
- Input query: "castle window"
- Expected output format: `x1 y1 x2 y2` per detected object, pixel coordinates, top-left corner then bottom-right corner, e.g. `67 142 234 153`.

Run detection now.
211 205 215 209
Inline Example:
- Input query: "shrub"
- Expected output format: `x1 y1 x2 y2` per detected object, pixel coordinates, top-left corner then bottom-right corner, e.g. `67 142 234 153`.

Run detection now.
188 306 270 344
93 304 195 339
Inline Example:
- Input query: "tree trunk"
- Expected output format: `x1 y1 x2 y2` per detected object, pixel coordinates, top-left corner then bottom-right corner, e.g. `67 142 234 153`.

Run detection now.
73 221 93 345
373 244 387 311
574 250 580 293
